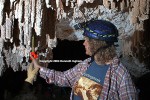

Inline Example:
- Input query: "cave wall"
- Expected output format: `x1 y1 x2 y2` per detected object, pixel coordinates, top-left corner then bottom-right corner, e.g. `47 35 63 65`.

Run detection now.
0 0 149 77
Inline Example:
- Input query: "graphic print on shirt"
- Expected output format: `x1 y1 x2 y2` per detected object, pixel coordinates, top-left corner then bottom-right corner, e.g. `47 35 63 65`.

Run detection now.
74 76 102 100
73 61 109 100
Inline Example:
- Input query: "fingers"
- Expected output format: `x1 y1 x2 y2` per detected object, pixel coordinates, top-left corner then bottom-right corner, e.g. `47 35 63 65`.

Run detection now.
32 67 40 74
30 53 41 68
30 53 35 60
27 63 39 74
28 62 33 71
30 54 38 66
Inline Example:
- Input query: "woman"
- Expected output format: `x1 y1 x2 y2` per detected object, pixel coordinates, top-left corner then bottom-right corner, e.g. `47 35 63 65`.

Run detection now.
31 19 138 100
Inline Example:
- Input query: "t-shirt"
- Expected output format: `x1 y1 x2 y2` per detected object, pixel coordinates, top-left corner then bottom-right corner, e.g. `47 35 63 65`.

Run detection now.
73 61 109 100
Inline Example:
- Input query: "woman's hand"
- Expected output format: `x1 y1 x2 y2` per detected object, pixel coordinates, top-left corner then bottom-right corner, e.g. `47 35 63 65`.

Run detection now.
25 62 39 84
30 53 41 68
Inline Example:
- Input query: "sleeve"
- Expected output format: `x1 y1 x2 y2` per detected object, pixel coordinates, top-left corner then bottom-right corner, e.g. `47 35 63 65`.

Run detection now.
39 58 91 87
119 70 138 100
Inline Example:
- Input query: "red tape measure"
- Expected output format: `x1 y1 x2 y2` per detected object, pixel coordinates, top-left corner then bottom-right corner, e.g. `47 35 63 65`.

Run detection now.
30 52 38 60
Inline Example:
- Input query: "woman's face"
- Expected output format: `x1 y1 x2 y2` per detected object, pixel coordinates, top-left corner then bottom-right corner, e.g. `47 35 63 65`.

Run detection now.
83 37 92 56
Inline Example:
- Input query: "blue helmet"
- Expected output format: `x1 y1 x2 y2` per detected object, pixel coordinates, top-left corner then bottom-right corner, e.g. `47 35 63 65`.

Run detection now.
83 20 118 43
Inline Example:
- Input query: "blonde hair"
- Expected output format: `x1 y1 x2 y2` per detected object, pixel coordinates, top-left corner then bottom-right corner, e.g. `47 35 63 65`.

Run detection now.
87 37 116 64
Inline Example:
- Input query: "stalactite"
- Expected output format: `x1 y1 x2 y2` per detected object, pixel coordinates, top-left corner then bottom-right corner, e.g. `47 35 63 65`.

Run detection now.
56 0 65 20
56 0 60 8
24 0 31 36
139 0 149 20
70 0 75 8
76 0 84 7
130 0 140 24
6 12 14 39
18 0 24 24
31 0 36 27
103 0 110 9
35 0 43 36
0 38 4 57
0 56 5 76
47 34 57 48
111 1 116 9
1 24 6 40
120 0 125 11
4 48 11 68
23 0 32 46
10 0 15 9
45 0 51 8
66 0 69 6
0 0 5 25
76 0 95 7
14 3 18 19
18 24 23 45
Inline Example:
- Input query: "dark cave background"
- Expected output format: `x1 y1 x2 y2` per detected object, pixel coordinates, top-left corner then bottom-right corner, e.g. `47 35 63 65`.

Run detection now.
0 39 150 100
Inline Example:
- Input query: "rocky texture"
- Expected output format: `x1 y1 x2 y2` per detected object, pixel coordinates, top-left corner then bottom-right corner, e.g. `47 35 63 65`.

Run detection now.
0 0 149 77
